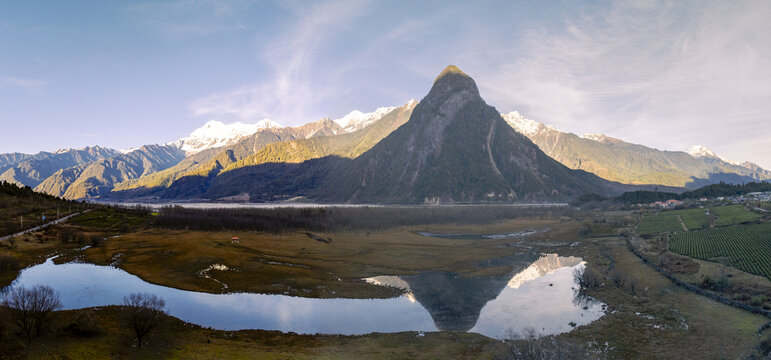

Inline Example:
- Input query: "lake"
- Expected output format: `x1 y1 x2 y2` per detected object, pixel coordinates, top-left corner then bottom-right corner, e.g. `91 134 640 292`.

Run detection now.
3 253 603 340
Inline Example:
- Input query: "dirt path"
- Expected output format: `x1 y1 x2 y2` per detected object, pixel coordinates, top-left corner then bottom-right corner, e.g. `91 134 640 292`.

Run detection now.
0 211 86 243
676 215 689 231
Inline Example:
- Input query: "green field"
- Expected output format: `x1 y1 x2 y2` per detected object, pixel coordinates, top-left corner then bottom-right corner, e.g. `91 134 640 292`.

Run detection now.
637 212 683 235
669 222 771 278
712 205 761 227
667 208 709 230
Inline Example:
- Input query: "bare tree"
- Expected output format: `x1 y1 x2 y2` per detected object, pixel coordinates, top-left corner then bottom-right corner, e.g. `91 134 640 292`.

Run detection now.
1 285 62 341
503 329 598 360
574 266 601 289
123 293 166 348
610 269 627 288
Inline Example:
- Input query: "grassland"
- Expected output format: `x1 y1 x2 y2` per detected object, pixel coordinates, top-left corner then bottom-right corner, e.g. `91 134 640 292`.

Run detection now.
713 204 761 227
81 218 576 298
0 306 510 360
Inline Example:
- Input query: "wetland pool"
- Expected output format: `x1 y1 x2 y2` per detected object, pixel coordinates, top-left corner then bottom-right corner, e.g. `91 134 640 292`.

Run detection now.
3 253 603 340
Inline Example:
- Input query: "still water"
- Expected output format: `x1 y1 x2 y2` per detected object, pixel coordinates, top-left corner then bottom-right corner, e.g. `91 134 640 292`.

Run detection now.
4 254 603 339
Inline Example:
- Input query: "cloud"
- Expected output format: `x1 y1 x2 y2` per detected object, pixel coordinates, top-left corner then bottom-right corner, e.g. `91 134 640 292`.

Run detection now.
0 77 48 91
189 0 374 123
471 0 771 168
125 0 253 38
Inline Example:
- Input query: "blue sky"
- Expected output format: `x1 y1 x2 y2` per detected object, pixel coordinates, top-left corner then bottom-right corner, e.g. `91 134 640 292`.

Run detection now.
1 0 770 168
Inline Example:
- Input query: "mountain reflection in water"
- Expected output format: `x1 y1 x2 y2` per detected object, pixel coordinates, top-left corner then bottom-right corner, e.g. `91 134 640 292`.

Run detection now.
6 253 603 339
367 253 603 338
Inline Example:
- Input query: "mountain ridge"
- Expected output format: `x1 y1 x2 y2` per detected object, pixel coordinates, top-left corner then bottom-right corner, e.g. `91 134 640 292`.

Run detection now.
500 112 771 188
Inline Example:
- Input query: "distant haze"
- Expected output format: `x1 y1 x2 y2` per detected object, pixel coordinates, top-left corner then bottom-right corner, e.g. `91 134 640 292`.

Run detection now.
1 0 769 168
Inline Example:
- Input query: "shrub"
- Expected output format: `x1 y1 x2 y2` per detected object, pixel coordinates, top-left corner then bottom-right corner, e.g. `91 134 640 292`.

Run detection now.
0 253 20 271
610 269 627 288
90 236 104 247
65 308 99 336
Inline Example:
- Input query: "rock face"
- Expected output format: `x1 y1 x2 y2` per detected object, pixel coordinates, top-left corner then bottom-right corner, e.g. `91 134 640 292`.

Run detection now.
319 66 613 203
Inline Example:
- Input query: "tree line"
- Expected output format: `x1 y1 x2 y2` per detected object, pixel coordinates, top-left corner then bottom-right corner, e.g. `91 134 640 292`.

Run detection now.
152 205 572 233
574 181 771 206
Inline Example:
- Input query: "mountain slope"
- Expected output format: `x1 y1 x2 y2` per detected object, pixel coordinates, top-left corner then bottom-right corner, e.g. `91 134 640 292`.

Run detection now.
0 152 34 174
501 112 771 188
223 101 415 170
35 144 186 199
0 146 118 188
190 101 416 200
317 66 613 203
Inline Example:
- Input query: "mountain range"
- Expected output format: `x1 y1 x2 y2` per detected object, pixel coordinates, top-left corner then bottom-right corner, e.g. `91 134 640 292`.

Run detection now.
1 66 768 202
501 112 771 188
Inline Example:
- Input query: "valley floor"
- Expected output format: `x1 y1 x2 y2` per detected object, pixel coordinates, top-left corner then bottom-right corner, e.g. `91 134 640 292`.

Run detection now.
1 206 769 358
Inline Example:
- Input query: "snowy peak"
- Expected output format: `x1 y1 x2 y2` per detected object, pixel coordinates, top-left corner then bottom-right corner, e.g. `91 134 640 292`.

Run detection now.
333 106 398 133
177 119 282 154
500 111 555 136
507 254 583 289
687 145 720 159
687 145 743 166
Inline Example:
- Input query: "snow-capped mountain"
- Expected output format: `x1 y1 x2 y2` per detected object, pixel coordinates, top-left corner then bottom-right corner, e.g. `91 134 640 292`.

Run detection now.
686 145 743 166
687 145 721 159
499 111 555 137
498 110 770 187
333 105 402 133
176 119 282 154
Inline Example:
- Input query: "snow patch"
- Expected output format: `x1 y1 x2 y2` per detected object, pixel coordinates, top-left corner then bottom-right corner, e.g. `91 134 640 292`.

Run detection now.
687 145 742 165
500 111 555 136
176 119 282 154
333 106 397 133
581 133 608 142
687 145 719 158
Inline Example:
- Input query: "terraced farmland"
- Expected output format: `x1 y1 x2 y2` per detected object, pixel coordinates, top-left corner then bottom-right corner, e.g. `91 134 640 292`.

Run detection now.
637 213 683 236
712 205 761 227
669 222 771 278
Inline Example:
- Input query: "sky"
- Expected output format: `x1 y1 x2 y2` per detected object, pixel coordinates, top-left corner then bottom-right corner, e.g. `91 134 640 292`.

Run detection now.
1 0 770 168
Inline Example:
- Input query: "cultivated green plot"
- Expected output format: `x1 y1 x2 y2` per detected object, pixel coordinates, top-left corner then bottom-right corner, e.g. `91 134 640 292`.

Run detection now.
712 205 760 227
667 208 709 230
637 213 683 236
670 222 771 278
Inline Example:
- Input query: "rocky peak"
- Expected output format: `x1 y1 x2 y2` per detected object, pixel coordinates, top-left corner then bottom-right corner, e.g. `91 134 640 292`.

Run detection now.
428 65 480 101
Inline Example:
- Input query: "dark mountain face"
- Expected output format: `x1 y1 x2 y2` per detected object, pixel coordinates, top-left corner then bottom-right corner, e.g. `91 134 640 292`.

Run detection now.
318 66 612 203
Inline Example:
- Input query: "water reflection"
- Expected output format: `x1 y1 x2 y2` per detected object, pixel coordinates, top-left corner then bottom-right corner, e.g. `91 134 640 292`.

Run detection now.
365 254 604 338
4 253 603 339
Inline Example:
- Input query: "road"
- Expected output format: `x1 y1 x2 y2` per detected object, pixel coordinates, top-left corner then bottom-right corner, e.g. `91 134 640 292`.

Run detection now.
0 211 87 243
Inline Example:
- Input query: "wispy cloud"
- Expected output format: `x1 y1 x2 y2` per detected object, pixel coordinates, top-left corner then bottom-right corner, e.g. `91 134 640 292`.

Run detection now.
189 0 374 124
125 0 253 38
0 77 48 91
472 0 771 166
